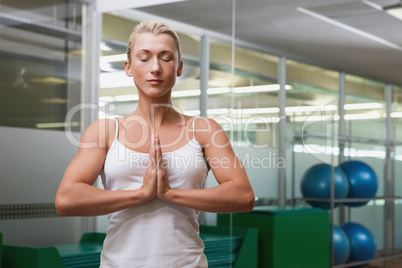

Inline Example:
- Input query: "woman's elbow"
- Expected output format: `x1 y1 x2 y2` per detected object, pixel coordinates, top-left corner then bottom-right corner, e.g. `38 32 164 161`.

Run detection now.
246 190 255 211
55 194 71 217
239 189 255 212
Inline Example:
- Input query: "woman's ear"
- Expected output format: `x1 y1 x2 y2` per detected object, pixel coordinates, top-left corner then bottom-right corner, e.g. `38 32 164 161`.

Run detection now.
124 60 133 77
177 60 183 77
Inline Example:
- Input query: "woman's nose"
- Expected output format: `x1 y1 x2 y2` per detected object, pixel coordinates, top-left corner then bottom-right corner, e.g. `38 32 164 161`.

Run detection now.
150 58 161 74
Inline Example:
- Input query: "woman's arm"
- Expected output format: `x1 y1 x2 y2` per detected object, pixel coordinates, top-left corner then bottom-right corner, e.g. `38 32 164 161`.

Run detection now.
157 118 255 213
55 119 156 217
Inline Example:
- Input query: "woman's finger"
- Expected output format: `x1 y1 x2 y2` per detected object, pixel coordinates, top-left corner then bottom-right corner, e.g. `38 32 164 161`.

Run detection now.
156 134 163 169
148 134 157 172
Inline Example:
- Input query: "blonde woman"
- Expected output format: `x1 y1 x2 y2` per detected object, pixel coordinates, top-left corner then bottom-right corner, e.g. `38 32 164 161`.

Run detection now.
56 21 254 267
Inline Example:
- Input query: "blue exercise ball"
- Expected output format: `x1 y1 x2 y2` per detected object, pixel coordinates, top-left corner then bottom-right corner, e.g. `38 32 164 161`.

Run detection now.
300 163 349 209
341 222 376 262
333 225 350 265
338 160 378 207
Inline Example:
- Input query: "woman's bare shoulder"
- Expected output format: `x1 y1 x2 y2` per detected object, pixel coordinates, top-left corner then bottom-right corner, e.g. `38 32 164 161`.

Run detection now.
80 117 120 149
192 117 225 146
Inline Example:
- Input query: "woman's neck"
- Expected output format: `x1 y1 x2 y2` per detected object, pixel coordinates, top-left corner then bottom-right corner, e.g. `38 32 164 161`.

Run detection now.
130 98 179 131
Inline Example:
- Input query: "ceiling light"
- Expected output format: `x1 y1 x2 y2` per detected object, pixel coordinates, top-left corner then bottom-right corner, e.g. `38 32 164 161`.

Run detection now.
31 77 66 85
212 117 281 125
387 7 402 20
183 110 201 116
237 107 280 114
361 0 384 11
291 112 382 122
100 72 133 88
36 122 79 128
99 96 115 102
344 112 381 120
293 143 386 160
290 115 327 122
240 117 281 124
100 54 126 63
232 84 291 93
356 149 385 158
39 98 69 104
172 89 201 97
391 112 402 118
362 0 402 20
207 108 230 115
100 42 114 51
208 87 231 95
344 102 383 110
100 62 121 72
286 105 337 113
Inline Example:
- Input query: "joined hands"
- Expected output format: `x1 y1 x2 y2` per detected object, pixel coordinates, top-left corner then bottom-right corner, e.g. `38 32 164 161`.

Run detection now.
141 134 171 202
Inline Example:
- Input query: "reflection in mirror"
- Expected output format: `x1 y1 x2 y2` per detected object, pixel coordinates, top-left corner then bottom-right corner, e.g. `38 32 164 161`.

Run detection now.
0 0 83 131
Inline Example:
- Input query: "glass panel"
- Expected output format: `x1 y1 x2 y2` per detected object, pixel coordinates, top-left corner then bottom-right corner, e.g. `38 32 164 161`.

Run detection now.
0 0 83 131
173 32 200 115
393 85 402 167
287 60 340 200
396 198 402 250
345 74 386 140
99 14 139 117
340 76 387 264
287 60 339 136
342 75 386 199
207 38 280 203
393 85 402 256
350 204 385 253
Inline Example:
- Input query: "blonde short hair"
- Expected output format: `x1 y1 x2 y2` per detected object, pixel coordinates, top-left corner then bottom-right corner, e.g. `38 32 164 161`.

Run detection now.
127 21 182 63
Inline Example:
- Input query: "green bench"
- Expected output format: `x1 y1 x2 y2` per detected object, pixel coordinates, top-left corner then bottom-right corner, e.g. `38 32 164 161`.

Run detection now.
2 226 257 268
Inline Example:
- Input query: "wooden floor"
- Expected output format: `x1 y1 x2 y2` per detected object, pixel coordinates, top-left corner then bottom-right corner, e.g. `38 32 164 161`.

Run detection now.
367 257 402 268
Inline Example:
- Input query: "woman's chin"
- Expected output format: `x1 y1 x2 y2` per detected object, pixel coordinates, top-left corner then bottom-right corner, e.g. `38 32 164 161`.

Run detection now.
143 92 171 101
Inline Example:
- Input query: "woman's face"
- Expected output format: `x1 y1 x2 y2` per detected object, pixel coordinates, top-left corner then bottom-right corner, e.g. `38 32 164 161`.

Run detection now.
125 32 183 100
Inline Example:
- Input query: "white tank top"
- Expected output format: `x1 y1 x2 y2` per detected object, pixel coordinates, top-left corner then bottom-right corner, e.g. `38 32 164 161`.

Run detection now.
100 118 209 268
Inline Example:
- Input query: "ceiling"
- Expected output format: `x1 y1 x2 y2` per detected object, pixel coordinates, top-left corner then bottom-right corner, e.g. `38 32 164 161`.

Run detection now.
135 0 402 86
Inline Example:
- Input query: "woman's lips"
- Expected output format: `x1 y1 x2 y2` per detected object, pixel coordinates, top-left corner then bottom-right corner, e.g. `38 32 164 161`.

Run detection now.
147 79 163 85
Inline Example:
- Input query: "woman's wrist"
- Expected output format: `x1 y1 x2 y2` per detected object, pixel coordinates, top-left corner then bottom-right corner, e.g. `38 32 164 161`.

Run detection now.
159 188 176 203
138 186 156 203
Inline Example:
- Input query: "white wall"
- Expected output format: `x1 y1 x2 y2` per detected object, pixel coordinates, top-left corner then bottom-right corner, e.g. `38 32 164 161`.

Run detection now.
0 126 83 246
